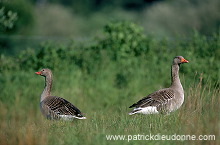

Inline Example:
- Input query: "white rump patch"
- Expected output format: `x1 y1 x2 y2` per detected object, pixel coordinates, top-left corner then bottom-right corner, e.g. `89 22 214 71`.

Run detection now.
59 115 86 120
129 106 159 115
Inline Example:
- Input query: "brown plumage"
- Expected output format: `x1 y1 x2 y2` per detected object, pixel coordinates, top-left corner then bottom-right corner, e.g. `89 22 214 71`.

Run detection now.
35 68 86 120
129 56 189 115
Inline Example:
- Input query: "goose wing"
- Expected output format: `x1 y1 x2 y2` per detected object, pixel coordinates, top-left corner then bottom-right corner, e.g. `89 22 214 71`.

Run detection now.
41 96 85 119
129 88 175 108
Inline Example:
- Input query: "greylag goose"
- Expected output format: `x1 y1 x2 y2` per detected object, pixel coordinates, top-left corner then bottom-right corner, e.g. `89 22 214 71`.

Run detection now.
35 68 86 120
129 56 189 115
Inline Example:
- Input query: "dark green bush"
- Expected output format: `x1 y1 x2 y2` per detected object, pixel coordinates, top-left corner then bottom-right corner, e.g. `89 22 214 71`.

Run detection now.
0 0 34 34
99 21 148 61
0 7 18 32
0 21 219 88
18 42 70 71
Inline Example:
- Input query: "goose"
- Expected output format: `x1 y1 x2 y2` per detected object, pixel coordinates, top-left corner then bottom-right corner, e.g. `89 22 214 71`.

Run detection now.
129 56 189 115
35 68 86 120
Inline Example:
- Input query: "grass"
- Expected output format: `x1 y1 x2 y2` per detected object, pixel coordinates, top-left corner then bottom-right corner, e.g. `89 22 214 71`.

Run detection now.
1 2 220 144
0 26 219 144
0 67 219 145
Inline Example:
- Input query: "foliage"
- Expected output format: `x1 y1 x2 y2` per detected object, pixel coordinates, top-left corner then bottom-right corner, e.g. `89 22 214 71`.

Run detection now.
0 21 219 145
0 0 34 56
0 0 34 34
0 7 18 32
1 21 219 87
100 21 148 60
18 42 69 71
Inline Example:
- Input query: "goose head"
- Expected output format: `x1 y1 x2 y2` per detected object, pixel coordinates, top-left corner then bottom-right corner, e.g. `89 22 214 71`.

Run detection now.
35 68 52 77
173 56 189 65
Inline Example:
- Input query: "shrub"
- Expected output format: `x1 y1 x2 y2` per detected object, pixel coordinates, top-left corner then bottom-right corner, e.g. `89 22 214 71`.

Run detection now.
0 0 34 34
98 21 148 61
0 7 18 32
18 42 71 71
0 21 219 88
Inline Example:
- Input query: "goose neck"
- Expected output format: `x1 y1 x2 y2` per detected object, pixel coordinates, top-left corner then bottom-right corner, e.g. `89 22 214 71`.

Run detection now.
171 64 182 87
40 74 52 102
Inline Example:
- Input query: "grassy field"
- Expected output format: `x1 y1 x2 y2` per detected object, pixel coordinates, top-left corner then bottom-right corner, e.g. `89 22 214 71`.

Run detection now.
0 64 219 145
0 22 219 145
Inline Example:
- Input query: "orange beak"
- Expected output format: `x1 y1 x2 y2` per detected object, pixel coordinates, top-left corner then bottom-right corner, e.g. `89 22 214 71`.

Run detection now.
181 58 189 63
35 71 41 75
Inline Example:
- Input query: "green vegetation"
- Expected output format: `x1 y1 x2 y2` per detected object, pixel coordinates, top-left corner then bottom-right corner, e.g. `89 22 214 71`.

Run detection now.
0 0 34 34
0 0 219 144
0 22 219 145
0 7 17 32
1 0 220 57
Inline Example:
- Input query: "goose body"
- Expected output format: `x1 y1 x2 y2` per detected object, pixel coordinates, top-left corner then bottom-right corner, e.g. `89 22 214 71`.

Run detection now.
129 56 188 115
35 68 86 120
